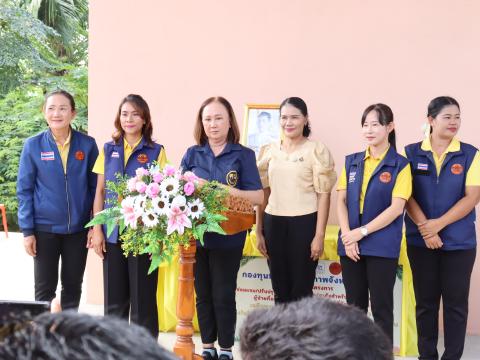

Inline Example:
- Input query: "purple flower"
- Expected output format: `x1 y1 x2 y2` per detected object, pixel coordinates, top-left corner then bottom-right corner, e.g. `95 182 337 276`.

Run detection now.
152 171 164 183
146 182 160 198
183 181 195 196
163 165 176 177
135 181 147 194
135 167 150 178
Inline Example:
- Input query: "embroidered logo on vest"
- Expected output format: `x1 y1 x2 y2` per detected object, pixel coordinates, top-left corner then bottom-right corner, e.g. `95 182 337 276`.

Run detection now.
379 171 392 183
137 153 148 164
111 151 119 158
451 163 463 175
226 170 238 187
75 150 84 160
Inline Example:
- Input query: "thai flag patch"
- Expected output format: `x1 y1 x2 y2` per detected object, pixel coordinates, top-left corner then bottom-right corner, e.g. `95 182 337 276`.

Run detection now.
111 151 120 158
40 151 55 161
417 163 428 171
348 171 356 183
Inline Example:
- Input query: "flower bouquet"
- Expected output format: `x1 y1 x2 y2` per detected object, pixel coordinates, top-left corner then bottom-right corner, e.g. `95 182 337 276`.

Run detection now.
86 163 230 273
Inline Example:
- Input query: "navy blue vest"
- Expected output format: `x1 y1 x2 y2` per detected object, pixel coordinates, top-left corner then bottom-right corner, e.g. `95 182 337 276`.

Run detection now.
338 147 409 258
404 141 477 250
103 138 162 244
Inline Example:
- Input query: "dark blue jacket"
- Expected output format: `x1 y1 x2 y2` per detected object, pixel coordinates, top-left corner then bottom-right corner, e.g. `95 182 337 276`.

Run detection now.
17 129 98 236
103 138 162 244
338 147 409 258
181 142 262 249
404 141 477 250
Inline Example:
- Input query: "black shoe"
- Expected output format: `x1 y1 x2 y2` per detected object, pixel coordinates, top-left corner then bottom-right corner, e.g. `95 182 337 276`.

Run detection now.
202 349 218 360
218 355 233 360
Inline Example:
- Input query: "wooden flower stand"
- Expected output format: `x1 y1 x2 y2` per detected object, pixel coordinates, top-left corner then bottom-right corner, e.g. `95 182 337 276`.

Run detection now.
173 195 255 359
173 238 202 360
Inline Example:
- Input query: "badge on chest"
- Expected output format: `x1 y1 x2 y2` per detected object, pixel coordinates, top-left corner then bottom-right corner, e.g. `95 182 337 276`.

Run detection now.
226 170 238 187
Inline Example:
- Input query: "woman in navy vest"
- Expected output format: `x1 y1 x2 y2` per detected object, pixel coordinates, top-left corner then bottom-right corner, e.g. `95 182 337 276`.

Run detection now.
17 90 98 311
336 103 412 342
181 97 263 360
90 94 167 337
405 96 480 360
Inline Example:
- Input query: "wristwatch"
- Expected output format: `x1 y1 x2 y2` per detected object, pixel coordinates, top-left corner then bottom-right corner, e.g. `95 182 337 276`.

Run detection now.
360 226 368 237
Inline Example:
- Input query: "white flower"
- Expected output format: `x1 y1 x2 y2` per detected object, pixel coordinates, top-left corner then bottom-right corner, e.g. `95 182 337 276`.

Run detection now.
142 210 159 228
160 177 180 197
133 195 148 216
188 199 205 220
172 195 187 211
152 195 170 216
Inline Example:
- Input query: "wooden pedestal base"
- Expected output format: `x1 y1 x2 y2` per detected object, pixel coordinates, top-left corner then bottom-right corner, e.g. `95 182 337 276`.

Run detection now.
174 238 202 360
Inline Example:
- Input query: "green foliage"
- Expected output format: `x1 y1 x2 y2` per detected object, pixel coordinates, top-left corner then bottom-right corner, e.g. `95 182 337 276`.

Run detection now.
21 0 89 64
0 1 61 95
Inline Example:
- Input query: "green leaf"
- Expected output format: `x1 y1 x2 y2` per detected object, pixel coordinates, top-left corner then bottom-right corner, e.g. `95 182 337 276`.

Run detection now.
207 222 226 235
195 224 208 245
148 253 162 274
106 220 117 237
118 219 126 235
84 209 110 227
208 213 228 222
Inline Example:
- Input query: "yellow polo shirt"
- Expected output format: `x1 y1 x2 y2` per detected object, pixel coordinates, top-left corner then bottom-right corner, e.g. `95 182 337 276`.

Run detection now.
92 138 167 175
337 146 412 213
420 137 480 186
52 130 72 174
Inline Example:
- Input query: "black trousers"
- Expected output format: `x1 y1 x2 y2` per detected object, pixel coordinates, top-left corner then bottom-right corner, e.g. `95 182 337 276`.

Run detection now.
407 245 476 360
103 242 159 337
33 230 88 310
263 212 318 304
340 255 398 342
194 245 243 348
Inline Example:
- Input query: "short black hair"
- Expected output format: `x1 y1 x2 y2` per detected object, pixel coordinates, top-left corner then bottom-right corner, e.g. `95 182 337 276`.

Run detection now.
0 311 179 360
240 297 393 360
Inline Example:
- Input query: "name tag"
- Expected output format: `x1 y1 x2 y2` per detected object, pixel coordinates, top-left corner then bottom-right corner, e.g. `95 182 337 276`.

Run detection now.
348 171 356 183
111 151 120 158
41 151 55 161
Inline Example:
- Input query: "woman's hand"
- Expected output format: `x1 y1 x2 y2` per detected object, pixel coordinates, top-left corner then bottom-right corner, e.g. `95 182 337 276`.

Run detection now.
86 228 94 248
423 233 443 249
256 231 268 258
91 228 106 259
24 235 36 257
418 219 444 239
310 236 324 261
345 243 360 262
341 228 363 246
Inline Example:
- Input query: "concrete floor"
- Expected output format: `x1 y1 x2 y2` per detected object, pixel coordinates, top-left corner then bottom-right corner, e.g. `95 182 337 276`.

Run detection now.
2 232 479 359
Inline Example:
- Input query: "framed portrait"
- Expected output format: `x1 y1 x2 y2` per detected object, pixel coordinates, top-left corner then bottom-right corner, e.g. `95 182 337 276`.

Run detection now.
242 104 281 156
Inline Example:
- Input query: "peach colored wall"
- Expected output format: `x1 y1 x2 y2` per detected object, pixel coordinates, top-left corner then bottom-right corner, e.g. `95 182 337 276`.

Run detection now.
88 0 480 333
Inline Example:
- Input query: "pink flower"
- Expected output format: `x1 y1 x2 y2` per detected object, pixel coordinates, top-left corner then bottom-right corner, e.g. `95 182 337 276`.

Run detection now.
127 177 137 192
183 181 195 196
146 182 160 198
152 171 164 183
135 181 147 194
183 171 198 182
167 205 192 235
135 167 149 178
163 165 176 177
121 198 137 229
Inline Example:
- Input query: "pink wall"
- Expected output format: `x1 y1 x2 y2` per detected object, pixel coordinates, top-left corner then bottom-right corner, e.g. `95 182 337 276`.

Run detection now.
88 0 480 333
